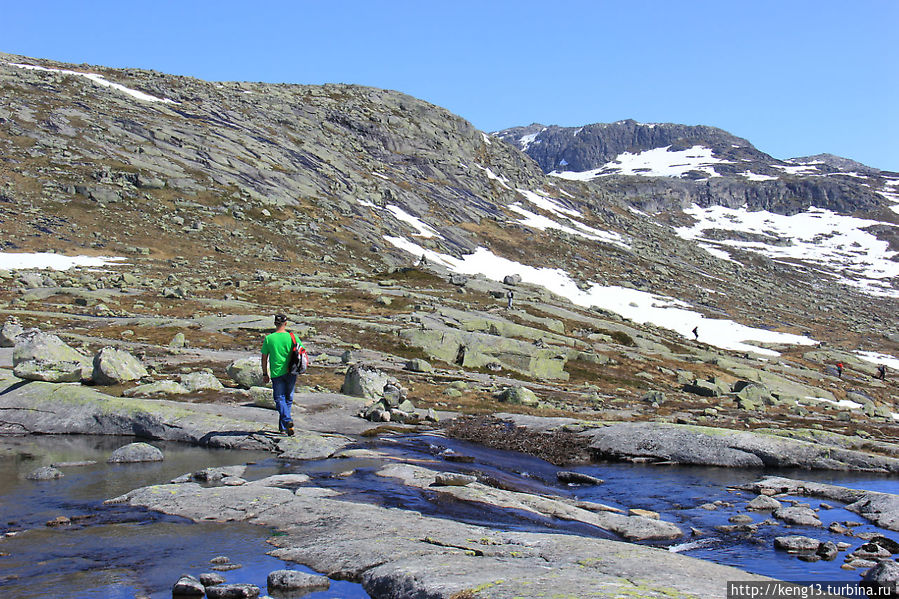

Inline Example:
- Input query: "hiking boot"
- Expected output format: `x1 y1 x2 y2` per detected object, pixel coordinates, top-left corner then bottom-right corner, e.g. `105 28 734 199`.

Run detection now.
286 421 295 437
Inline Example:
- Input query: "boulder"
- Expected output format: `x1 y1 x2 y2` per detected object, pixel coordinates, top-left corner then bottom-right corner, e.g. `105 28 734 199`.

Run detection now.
641 390 666 404
735 382 773 404
26 466 64 480
816 541 839 560
180 371 224 392
861 561 899 597
267 569 330 593
169 332 187 348
341 364 389 400
870 535 899 554
773 506 821 527
122 380 189 397
227 357 264 389
13 332 91 381
496 386 539 406
774 535 821 552
405 358 433 373
503 274 522 285
747 495 782 511
683 379 720 397
172 574 205 596
0 318 24 347
13 360 84 383
205 584 260 599
92 347 148 385
107 442 164 463
382 381 406 407
249 386 275 409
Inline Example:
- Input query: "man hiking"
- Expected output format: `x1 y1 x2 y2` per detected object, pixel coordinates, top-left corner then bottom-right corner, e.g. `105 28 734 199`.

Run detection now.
261 314 303 436
836 362 843 379
877 364 887 381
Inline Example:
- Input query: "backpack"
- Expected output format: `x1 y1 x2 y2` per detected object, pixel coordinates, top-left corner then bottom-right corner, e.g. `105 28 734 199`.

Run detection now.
287 332 308 375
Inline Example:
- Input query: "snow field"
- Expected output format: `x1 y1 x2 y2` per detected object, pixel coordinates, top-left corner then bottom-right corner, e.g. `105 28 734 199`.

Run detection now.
551 145 731 181
383 237 816 356
675 204 899 297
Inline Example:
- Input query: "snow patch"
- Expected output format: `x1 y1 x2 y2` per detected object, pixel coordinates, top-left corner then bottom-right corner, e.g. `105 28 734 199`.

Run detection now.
7 62 178 104
382 238 815 356
771 164 819 175
551 146 731 180
473 164 512 190
0 252 126 271
357 200 439 238
739 171 779 182
519 133 540 151
481 133 492 145
384 205 440 238
855 351 899 371
675 204 899 298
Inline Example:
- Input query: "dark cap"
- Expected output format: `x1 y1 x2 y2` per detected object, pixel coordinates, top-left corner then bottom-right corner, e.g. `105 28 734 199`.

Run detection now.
274 314 288 325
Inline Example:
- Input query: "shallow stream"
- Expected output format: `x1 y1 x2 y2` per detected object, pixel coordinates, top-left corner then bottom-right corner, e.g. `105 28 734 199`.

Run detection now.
1 432 897 597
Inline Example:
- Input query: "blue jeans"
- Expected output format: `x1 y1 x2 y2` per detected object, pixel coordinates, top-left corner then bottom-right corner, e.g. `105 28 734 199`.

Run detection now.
271 373 297 432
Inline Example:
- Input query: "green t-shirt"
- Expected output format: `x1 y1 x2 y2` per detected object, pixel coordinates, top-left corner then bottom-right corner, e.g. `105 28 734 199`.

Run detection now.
261 331 303 378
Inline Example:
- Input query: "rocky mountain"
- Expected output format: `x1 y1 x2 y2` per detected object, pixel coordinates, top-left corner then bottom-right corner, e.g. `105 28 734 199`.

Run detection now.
3 52 899 597
0 51 897 424
494 120 895 215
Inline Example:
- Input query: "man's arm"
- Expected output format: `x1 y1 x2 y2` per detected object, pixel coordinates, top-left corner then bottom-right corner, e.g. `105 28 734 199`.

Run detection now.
261 353 270 384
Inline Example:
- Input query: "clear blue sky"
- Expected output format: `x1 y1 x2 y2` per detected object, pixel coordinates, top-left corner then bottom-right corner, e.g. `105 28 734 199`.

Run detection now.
4 1 897 170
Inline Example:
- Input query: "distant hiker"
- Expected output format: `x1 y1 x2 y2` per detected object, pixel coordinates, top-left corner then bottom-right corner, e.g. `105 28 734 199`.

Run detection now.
418 254 428 267
507 289 514 309
877 364 887 381
836 362 843 379
692 326 699 341
261 314 304 436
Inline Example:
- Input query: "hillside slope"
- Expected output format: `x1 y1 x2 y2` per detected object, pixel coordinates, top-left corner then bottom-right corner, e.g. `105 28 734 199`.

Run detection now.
0 52 897 396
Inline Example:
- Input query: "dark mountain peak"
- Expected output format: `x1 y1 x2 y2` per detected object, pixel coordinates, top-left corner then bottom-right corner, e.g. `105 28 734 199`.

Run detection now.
495 120 766 174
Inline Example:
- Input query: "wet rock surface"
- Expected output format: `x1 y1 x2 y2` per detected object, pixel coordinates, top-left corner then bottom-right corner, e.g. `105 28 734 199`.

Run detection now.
115 477 770 599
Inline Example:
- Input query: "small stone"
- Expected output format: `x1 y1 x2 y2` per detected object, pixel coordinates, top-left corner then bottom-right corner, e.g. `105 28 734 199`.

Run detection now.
774 536 821 552
405 358 433 373
211 563 243 572
699 503 718 511
746 495 781 511
829 522 850 535
199 572 226 587
434 473 477 486
45 516 71 527
556 471 604 485
773 506 821 527
205 583 259 598
729 514 754 524
27 466 64 480
210 556 231 564
629 509 660 520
